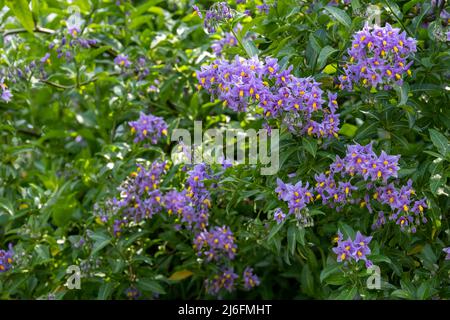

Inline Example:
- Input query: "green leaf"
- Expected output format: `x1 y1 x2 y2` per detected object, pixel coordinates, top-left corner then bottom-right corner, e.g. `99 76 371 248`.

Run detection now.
429 159 444 195
317 46 338 70
384 0 403 19
302 137 317 158
137 279 166 294
391 289 413 299
355 121 378 140
91 239 111 256
337 222 355 239
339 123 358 138
88 230 112 256
320 264 341 283
0 198 14 216
169 270 194 281
335 286 357 300
34 245 51 264
403 0 421 13
429 129 449 156
394 83 409 107
301 264 315 296
324 6 352 28
98 282 116 300
351 0 361 11
323 63 337 75
267 220 285 241
296 227 306 246
6 0 35 33
287 225 297 255
416 282 432 300
325 273 347 285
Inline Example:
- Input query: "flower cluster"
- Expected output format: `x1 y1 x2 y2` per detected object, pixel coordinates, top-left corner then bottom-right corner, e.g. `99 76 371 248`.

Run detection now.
318 143 427 232
112 55 151 80
273 179 315 227
332 231 373 268
0 81 12 103
256 3 270 14
197 56 340 138
125 287 141 300
274 143 427 233
204 266 260 296
339 23 417 91
330 143 400 182
204 2 233 34
128 112 168 144
243 267 260 290
193 226 237 262
2 60 47 91
205 268 239 295
113 161 168 227
107 161 259 296
111 162 212 234
48 25 97 62
275 179 314 214
0 244 14 272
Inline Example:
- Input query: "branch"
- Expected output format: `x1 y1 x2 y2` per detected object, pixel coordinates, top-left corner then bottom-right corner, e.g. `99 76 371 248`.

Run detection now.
2 26 56 37
39 79 74 90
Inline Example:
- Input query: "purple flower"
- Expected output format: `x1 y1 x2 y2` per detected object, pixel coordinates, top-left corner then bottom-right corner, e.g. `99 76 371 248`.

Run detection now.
193 5 203 18
114 54 131 68
274 208 286 224
197 56 340 138
205 268 239 295
68 26 81 37
275 179 314 214
128 112 168 144
40 53 51 64
211 31 238 56
340 23 417 91
193 226 237 262
113 219 126 237
257 2 270 14
203 2 233 34
125 287 141 299
1 87 12 102
0 244 14 272
279 142 427 233
332 231 373 267
113 161 169 226
243 267 260 290
443 247 450 260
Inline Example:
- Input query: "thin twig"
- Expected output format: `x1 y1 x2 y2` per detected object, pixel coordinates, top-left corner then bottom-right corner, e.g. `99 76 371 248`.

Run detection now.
40 79 74 90
2 26 55 37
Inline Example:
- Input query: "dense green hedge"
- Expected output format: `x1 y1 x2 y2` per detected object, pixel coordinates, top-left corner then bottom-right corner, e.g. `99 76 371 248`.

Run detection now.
0 0 449 299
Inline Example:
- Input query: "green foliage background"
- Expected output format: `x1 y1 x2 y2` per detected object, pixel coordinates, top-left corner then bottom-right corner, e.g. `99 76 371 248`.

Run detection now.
0 0 449 299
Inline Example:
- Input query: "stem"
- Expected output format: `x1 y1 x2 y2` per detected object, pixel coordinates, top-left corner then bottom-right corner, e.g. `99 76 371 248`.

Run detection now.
40 79 73 90
2 26 55 37
229 25 247 57
383 0 414 38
